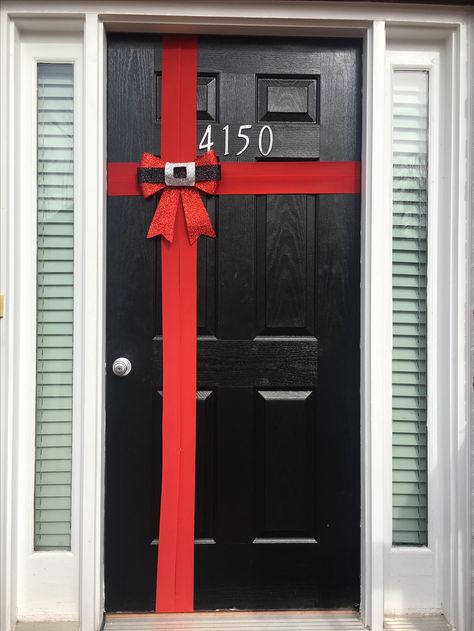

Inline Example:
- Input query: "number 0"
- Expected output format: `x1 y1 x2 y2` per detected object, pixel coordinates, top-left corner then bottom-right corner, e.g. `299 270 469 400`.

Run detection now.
258 125 273 157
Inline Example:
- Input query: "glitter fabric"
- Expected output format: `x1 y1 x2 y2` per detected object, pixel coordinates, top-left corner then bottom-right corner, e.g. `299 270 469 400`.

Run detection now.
138 149 219 243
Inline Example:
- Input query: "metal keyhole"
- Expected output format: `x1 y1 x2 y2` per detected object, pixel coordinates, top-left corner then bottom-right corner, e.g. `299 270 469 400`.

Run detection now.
112 357 132 377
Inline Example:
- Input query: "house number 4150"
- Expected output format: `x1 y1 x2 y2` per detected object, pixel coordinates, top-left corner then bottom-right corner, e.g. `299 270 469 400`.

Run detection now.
198 124 274 157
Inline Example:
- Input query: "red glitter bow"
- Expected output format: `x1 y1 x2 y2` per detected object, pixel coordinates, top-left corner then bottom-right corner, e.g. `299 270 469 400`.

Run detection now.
138 149 218 244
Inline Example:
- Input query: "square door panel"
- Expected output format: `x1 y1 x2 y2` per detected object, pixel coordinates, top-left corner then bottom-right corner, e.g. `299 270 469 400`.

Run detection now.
155 73 217 121
258 77 319 123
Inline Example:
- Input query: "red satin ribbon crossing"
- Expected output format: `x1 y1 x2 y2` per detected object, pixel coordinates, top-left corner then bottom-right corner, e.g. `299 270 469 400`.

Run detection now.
109 159 361 197
107 34 361 614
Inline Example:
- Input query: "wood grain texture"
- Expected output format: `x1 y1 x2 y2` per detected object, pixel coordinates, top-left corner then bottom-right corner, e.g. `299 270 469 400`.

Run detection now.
197 198 216 336
197 123 320 160
106 35 163 613
314 44 361 554
108 36 160 161
194 390 216 540
197 37 322 75
257 391 316 536
152 337 318 388
257 195 315 335
215 195 256 339
258 78 318 123
214 389 256 543
197 75 217 121
265 195 307 329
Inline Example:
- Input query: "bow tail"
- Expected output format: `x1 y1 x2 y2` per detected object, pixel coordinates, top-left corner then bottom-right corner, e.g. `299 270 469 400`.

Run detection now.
181 188 216 244
147 188 181 241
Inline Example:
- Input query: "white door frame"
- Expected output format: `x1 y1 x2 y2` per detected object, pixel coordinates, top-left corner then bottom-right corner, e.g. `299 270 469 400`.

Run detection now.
0 3 471 631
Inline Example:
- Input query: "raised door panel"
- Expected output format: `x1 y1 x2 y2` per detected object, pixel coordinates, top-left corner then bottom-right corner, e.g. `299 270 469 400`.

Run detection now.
255 391 316 539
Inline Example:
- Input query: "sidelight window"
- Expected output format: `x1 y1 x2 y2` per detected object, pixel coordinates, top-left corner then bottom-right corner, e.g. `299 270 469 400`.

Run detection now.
34 63 74 551
391 70 428 546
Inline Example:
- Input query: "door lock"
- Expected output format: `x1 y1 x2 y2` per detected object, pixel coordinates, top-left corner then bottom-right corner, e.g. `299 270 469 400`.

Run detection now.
112 357 132 377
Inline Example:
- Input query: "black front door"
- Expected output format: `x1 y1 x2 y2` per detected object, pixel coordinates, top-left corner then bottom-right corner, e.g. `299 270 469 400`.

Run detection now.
105 35 361 613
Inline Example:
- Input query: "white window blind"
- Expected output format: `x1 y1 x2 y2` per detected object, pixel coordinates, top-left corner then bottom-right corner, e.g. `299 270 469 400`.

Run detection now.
391 70 428 546
35 63 74 551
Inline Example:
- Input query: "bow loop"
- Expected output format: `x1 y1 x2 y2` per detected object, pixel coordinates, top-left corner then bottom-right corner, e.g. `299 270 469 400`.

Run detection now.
138 150 219 244
138 153 167 198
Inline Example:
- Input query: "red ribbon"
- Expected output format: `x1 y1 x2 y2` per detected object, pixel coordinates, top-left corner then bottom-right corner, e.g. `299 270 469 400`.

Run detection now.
139 150 217 244
155 34 198 614
109 159 361 197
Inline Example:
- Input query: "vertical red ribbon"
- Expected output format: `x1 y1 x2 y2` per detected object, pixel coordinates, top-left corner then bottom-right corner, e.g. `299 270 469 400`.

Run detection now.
156 35 198 613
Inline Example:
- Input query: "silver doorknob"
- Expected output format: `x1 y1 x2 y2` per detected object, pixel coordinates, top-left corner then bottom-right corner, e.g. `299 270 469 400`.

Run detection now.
112 357 132 377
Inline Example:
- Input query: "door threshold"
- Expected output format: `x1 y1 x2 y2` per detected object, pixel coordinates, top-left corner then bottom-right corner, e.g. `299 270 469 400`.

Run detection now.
384 617 451 630
13 614 452 631
103 613 452 631
105 611 364 630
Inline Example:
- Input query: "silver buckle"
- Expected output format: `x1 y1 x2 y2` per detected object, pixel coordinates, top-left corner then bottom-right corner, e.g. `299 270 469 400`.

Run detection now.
164 161 196 187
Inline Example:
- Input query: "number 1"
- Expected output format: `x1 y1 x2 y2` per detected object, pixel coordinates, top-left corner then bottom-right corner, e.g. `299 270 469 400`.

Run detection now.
223 125 230 156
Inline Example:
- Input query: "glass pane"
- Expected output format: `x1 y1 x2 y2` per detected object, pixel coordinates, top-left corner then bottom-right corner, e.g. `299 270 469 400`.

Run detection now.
35 63 74 551
392 70 428 547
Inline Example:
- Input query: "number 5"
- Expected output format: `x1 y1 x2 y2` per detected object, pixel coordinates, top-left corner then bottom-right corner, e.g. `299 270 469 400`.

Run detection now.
236 125 252 156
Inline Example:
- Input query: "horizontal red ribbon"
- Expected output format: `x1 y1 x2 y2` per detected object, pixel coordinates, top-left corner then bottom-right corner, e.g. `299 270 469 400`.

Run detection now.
107 160 361 197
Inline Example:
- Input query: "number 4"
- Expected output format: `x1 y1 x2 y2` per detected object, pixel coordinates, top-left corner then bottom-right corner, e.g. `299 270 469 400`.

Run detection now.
199 124 214 152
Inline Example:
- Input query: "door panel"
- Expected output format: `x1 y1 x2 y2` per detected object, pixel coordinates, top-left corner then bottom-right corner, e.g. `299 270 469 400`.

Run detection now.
106 35 361 612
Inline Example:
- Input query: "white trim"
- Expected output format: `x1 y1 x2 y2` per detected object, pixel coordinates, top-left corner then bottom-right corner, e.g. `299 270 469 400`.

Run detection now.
0 3 471 631
78 14 106 631
384 47 443 614
449 20 471 631
469 18 474 631
0 13 20 631
360 19 387 631
15 36 83 621
2 1 471 28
